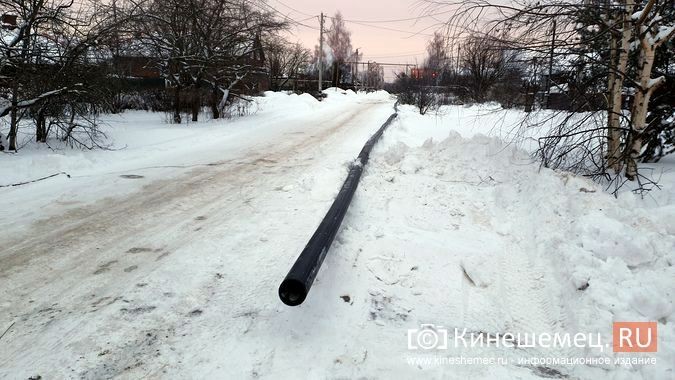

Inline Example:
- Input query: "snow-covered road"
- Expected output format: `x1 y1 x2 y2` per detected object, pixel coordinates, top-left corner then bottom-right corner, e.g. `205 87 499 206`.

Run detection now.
0 92 399 378
1 92 672 379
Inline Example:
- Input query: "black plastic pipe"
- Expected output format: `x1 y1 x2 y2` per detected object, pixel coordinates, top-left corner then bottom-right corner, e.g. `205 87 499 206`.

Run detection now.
279 111 398 306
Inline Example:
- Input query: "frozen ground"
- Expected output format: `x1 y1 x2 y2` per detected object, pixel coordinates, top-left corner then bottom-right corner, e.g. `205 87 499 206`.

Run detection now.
0 93 673 379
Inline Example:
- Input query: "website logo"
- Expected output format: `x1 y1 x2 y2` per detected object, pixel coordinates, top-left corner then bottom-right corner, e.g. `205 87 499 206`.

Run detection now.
613 322 657 352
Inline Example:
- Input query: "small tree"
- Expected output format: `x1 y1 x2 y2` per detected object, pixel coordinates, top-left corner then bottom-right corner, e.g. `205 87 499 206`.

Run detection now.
394 72 439 115
460 33 513 103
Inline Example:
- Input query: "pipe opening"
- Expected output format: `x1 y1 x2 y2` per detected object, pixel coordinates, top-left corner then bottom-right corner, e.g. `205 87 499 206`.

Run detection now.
279 279 307 306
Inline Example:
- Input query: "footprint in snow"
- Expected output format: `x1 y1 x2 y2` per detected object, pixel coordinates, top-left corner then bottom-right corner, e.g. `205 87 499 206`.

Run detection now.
126 247 153 254
120 306 156 315
93 260 118 275
274 184 295 192
366 255 416 288
368 290 412 324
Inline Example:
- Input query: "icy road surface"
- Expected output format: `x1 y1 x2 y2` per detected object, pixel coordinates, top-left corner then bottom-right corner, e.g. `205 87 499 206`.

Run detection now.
1 91 673 379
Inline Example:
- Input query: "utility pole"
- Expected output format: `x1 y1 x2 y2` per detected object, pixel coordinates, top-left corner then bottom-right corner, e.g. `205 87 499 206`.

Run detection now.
354 48 359 91
318 12 324 95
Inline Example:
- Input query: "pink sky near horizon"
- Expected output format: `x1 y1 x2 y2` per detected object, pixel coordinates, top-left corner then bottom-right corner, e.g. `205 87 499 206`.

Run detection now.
270 0 454 80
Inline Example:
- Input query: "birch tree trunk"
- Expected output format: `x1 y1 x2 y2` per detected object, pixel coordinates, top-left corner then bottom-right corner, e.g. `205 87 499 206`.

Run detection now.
607 0 634 173
623 0 675 181
606 33 617 162
625 28 673 179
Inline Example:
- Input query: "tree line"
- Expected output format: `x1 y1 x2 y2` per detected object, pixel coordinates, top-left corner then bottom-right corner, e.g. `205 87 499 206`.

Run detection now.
0 2 385 153
395 0 674 189
0 1 365 152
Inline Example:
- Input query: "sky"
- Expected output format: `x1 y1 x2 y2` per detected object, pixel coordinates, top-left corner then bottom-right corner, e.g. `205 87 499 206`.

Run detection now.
265 0 455 81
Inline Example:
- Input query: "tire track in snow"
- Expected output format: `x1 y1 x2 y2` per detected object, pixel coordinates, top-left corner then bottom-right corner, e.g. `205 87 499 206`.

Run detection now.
490 180 575 375
0 99 395 378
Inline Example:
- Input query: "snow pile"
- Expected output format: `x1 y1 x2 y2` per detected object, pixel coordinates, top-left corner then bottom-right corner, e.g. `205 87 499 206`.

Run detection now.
394 103 535 149
332 105 674 379
259 91 320 114
573 211 656 267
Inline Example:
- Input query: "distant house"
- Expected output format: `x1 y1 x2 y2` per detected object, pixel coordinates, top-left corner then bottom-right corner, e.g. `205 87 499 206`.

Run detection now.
234 33 270 94
411 68 439 80
112 33 270 94
543 72 606 111
113 56 161 79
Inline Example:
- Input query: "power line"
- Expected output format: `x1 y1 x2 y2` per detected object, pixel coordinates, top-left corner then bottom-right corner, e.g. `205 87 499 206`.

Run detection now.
254 1 319 30
296 16 317 23
346 61 418 67
280 14 319 30
341 9 456 24
367 49 427 56
270 0 316 18
364 51 426 59
269 3 454 25
262 2 448 37
337 18 436 37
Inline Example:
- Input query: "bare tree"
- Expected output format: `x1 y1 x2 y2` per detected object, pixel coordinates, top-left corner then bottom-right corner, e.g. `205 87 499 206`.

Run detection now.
265 37 310 91
606 0 636 172
394 72 439 115
425 31 449 76
430 0 675 190
130 0 284 123
0 0 125 150
460 32 514 102
326 11 353 87
360 62 385 90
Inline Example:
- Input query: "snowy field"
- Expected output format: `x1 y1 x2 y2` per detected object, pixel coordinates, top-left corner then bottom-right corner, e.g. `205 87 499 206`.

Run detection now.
0 91 673 379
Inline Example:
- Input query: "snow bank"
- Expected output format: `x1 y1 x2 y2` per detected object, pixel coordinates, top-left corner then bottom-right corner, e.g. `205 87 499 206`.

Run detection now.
260 91 319 114
334 105 674 379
